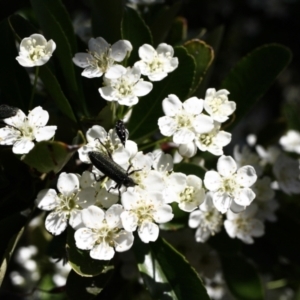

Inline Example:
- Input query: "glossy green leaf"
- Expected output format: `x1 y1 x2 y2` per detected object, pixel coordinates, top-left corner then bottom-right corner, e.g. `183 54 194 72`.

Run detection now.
221 255 264 300
39 66 77 123
128 46 195 140
91 0 123 42
0 18 31 111
183 39 214 95
121 6 153 65
149 2 182 46
133 237 210 300
22 141 80 174
30 0 86 113
66 227 109 277
221 44 292 128
0 214 26 286
66 269 114 299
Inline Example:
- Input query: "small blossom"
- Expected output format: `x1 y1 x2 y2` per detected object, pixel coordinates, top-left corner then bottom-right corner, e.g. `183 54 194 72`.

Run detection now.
73 37 132 78
99 65 153 106
203 88 236 123
0 106 57 154
74 205 134 260
36 172 96 235
224 204 265 244
188 192 223 242
204 273 226 300
158 94 214 145
16 34 56 67
194 122 231 156
121 187 174 243
272 153 300 195
279 130 300 154
204 155 257 213
134 43 178 81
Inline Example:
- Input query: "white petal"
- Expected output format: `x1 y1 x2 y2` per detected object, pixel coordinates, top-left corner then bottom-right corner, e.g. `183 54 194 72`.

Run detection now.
76 187 96 208
35 126 57 141
36 189 57 210
178 141 198 158
88 37 109 53
138 44 156 62
195 227 211 243
106 204 124 228
45 211 68 235
72 53 92 68
213 192 232 213
111 40 132 62
236 166 257 187
204 171 222 191
230 201 245 213
12 139 34 154
57 173 79 196
188 210 201 228
217 155 237 177
173 128 195 144
81 205 105 228
224 220 237 238
96 188 119 208
156 43 175 56
105 64 126 79
215 130 232 146
99 86 115 101
234 188 256 207
114 230 134 252
28 106 49 127
193 114 214 134
0 127 20 145
80 171 96 188
158 116 177 136
82 66 103 78
153 204 174 223
120 211 138 232
3 109 25 128
162 94 182 116
69 210 84 230
148 72 168 81
183 97 203 114
133 81 153 97
118 96 139 106
90 242 115 260
74 228 98 250
250 220 265 237
138 221 159 243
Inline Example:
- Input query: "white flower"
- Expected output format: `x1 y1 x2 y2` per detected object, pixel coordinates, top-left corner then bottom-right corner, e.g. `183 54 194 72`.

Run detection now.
255 145 281 166
272 153 300 195
194 122 231 156
0 106 57 154
16 34 56 67
134 43 178 81
224 204 265 244
203 88 236 123
72 37 132 78
204 155 257 213
36 172 96 235
74 205 134 260
188 192 223 242
158 94 214 145
121 187 174 243
279 130 300 154
99 65 153 106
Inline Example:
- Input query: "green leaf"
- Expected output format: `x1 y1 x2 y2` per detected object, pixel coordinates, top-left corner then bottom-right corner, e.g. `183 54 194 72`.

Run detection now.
133 237 210 300
30 0 86 113
183 39 214 95
0 214 26 286
22 141 80 174
121 6 153 65
66 269 114 299
221 44 292 128
91 0 123 42
128 46 195 140
0 18 31 111
66 227 109 277
221 255 264 300
149 2 182 46
39 65 77 123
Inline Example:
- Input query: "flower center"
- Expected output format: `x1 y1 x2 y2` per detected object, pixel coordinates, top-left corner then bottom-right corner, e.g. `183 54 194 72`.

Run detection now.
201 210 223 234
19 120 35 140
112 77 134 99
199 133 213 147
221 176 238 196
26 39 47 61
133 201 155 225
180 186 196 204
93 221 119 247
55 193 81 218
148 55 165 72
175 112 193 129
209 97 224 114
88 49 114 73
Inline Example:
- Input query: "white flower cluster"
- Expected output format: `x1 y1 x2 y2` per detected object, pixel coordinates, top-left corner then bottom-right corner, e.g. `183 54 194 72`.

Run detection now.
36 124 209 260
158 89 235 158
73 37 178 106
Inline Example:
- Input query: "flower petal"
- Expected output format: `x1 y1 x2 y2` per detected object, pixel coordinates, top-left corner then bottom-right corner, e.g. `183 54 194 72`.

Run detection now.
106 204 123 228
204 171 222 191
57 173 79 196
35 126 57 142
111 40 132 62
114 230 134 252
75 227 98 250
90 242 115 260
236 166 257 187
28 106 49 127
45 211 68 235
133 81 153 97
217 155 237 177
173 128 195 144
81 205 105 228
12 138 34 154
162 94 182 116
36 189 57 210
0 127 20 145
138 221 159 243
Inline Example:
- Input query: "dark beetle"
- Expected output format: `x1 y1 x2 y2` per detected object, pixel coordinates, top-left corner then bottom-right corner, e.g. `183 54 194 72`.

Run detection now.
88 151 137 192
0 104 19 119
115 120 128 146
